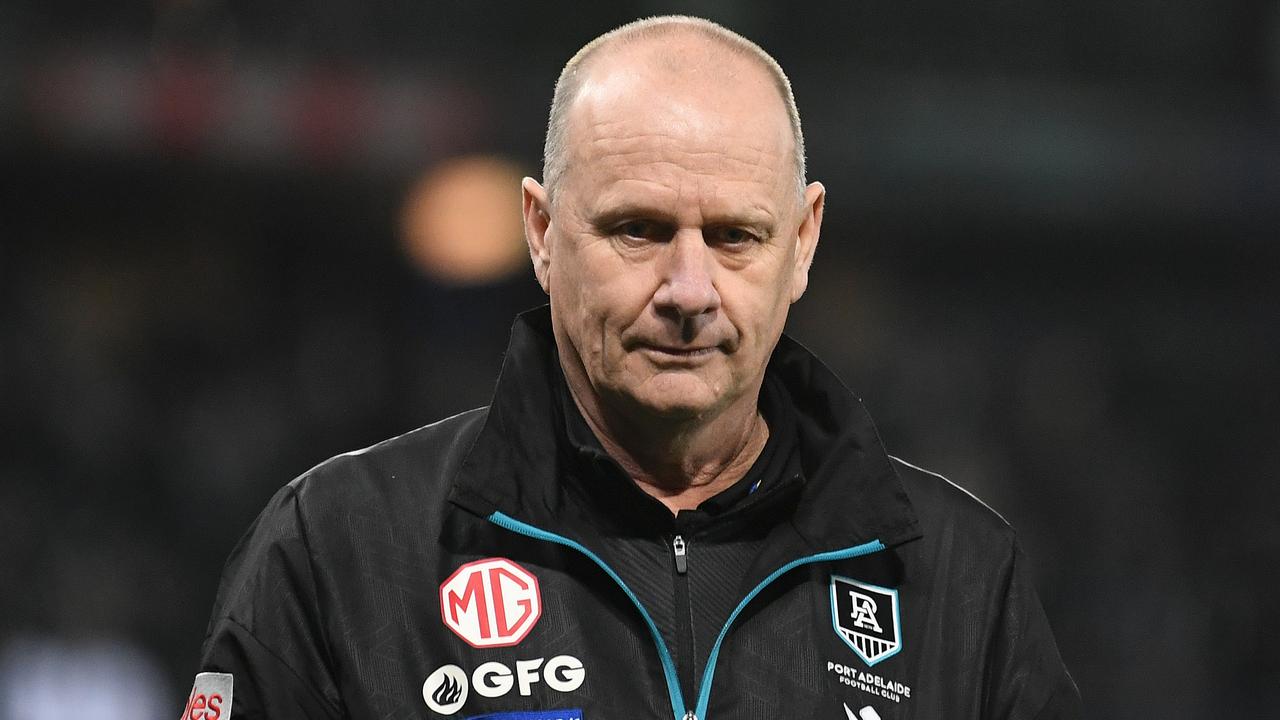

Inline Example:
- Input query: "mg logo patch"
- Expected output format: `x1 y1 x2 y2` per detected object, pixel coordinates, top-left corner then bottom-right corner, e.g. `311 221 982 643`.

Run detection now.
441 558 543 648
831 575 902 666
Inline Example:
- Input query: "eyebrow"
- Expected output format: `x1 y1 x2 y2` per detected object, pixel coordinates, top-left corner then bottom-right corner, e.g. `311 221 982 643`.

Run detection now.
588 204 674 230
588 202 777 233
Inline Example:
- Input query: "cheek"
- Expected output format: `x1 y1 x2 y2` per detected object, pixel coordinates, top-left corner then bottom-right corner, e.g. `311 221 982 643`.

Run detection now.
574 256 654 323
724 264 787 315
721 269 791 347
552 250 650 358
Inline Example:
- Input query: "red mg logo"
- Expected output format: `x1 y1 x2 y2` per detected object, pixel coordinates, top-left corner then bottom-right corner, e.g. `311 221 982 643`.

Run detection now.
440 558 542 648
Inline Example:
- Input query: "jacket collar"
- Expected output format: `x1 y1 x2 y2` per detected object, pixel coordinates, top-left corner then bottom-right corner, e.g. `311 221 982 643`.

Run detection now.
449 306 921 553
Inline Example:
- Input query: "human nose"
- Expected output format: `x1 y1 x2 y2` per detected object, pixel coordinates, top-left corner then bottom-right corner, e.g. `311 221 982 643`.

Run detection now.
653 230 721 318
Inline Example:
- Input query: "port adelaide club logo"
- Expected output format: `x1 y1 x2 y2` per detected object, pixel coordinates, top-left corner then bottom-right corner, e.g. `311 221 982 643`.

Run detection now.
831 575 902 666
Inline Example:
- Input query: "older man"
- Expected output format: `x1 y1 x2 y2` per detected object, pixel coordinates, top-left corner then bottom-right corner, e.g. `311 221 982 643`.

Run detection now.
187 16 1081 720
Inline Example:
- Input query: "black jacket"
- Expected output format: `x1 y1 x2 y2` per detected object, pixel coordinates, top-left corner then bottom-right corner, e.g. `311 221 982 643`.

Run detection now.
194 307 1081 720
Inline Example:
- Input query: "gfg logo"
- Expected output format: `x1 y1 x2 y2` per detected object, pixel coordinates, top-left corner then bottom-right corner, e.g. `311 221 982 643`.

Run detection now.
423 665 468 714
441 558 542 648
422 656 586 715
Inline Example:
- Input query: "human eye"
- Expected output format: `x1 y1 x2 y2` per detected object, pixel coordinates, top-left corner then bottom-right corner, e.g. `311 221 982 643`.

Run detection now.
707 225 762 247
613 219 670 242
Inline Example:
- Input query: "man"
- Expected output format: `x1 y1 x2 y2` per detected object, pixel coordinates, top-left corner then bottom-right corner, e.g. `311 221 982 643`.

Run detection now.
186 16 1081 720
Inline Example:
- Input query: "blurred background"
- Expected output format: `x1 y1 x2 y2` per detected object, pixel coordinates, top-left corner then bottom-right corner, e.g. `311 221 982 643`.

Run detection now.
1 1 1278 718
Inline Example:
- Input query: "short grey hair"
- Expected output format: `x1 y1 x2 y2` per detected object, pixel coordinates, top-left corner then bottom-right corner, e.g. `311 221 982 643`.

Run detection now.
542 15 807 200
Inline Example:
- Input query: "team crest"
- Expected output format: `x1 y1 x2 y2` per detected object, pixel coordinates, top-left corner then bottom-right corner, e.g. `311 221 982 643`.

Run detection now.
830 575 902 666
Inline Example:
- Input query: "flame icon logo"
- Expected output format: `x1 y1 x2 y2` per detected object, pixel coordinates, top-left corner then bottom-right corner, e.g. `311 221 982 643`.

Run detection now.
422 664 468 714
432 674 461 706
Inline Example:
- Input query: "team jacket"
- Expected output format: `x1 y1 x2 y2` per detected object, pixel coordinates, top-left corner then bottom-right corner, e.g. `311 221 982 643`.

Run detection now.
189 307 1082 720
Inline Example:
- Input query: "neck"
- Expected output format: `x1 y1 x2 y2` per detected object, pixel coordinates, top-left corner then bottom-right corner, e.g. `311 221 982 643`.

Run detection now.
567 383 770 515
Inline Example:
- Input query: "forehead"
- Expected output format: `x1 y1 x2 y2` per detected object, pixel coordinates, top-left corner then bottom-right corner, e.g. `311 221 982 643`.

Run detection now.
563 45 795 211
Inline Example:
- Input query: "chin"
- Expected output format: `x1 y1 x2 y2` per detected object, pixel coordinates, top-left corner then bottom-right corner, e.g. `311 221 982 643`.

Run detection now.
633 397 713 420
628 377 725 420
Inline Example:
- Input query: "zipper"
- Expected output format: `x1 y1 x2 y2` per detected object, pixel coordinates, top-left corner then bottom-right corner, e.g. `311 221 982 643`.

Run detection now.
672 535 688 574
487 511 687 720
488 510 885 720
671 534 694 699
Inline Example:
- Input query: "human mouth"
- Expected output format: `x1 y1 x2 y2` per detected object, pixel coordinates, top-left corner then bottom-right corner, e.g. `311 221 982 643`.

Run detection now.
638 344 720 362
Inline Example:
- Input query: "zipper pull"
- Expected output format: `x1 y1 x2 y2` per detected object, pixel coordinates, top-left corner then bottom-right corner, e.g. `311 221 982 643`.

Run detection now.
672 535 688 574
682 712 698 720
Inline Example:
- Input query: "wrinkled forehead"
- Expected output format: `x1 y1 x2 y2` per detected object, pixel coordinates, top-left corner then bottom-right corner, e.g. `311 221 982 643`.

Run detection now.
562 47 796 202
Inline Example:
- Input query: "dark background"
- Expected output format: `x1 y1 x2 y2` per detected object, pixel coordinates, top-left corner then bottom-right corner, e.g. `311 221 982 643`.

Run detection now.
2 1 1278 718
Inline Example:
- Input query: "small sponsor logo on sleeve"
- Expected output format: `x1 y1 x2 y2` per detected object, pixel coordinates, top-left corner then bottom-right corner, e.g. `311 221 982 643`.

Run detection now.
180 672 233 720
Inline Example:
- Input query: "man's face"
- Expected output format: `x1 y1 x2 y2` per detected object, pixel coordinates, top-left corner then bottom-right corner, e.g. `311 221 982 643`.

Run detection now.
524 47 824 424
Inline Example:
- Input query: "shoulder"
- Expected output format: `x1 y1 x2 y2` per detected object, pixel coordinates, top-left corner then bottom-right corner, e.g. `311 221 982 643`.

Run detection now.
291 407 488 504
203 408 491 672
220 406 489 559
240 407 491 552
890 455 1016 551
889 458 1081 715
211 409 489 614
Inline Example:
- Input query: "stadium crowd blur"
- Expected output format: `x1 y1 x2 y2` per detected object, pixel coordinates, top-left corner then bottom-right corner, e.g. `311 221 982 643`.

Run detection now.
2 2 1278 718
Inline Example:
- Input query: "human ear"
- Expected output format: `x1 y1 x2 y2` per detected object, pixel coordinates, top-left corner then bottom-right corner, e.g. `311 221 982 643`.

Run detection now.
522 177 553 294
790 181 825 302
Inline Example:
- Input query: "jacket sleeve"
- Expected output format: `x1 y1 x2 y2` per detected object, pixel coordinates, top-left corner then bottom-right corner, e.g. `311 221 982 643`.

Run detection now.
983 538 1083 720
191 481 345 720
